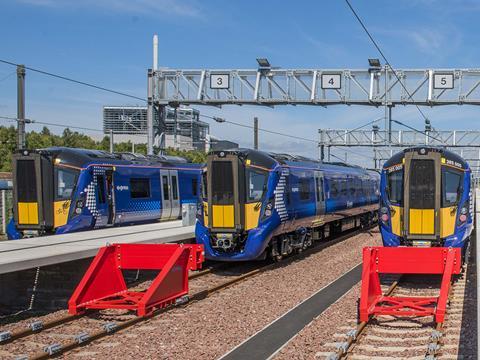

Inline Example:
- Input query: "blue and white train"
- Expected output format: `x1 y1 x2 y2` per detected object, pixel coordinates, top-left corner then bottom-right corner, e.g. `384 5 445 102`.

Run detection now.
195 149 380 261
7 147 202 239
379 146 473 253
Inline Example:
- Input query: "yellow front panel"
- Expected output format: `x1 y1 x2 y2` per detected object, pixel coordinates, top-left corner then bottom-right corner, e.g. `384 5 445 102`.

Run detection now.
54 200 71 228
422 209 435 234
223 205 235 228
245 202 261 230
212 205 235 228
409 208 423 234
18 202 38 225
212 205 224 227
409 208 435 234
390 205 402 236
440 206 456 238
203 202 209 227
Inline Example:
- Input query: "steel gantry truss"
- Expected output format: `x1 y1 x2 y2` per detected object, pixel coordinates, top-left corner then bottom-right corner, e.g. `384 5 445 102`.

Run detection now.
318 129 480 148
152 67 480 106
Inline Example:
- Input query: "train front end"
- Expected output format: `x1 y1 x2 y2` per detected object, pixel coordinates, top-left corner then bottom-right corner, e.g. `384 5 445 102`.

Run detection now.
195 149 280 261
379 147 473 250
7 149 81 239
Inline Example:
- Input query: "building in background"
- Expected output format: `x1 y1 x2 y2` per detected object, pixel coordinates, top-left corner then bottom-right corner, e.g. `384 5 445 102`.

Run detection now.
207 135 239 151
103 106 210 151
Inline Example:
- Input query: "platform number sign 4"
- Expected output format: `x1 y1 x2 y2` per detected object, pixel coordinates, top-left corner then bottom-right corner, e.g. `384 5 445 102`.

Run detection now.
210 74 230 89
433 73 454 89
321 74 341 89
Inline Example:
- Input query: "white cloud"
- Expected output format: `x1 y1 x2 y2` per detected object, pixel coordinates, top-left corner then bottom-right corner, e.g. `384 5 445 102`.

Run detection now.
15 0 203 18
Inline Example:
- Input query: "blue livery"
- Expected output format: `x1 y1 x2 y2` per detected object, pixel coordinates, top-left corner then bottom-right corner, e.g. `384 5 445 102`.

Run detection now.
196 149 380 261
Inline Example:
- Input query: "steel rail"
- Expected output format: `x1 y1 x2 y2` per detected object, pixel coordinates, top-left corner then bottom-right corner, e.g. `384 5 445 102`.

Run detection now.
17 226 374 360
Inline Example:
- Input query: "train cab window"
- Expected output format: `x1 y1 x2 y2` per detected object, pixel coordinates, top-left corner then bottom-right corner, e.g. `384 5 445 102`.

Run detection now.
387 170 403 205
212 161 234 204
299 178 310 201
130 178 151 199
442 169 462 207
246 168 268 202
17 160 37 202
55 167 79 201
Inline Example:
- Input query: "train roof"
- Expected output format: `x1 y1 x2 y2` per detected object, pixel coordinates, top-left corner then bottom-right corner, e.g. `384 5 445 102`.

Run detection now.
210 148 377 176
24 147 197 169
383 146 469 170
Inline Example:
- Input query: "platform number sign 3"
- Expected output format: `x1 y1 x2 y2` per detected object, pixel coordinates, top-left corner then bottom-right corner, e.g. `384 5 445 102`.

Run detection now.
433 73 454 89
210 74 230 89
321 74 341 89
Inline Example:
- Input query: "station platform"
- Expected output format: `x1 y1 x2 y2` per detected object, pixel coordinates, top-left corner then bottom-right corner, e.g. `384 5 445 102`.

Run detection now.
0 221 194 275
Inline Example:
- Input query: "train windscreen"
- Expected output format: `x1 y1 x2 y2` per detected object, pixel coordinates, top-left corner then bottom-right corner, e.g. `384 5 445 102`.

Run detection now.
211 161 234 204
409 159 435 209
442 169 462 207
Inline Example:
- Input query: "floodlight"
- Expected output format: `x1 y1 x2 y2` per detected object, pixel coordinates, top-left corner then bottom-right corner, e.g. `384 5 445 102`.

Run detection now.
368 58 381 67
256 58 271 68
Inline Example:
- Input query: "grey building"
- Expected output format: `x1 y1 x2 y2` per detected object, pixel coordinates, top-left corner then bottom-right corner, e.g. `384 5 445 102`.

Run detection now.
103 106 209 151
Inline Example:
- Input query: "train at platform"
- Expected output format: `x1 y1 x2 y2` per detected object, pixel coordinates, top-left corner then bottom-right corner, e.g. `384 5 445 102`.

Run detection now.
195 148 380 261
7 147 202 239
379 146 473 254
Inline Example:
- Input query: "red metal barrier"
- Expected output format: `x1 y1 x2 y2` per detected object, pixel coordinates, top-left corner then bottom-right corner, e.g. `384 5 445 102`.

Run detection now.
68 243 204 317
359 246 461 323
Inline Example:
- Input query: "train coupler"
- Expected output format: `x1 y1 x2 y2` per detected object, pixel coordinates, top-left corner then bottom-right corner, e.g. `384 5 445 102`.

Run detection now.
359 246 461 324
68 243 204 317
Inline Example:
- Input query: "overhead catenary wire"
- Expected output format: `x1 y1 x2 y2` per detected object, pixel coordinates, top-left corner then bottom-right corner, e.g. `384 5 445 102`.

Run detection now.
343 0 442 143
0 58 146 102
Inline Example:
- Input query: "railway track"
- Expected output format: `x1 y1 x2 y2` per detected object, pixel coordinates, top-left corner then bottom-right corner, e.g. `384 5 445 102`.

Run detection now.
0 226 373 359
324 264 468 360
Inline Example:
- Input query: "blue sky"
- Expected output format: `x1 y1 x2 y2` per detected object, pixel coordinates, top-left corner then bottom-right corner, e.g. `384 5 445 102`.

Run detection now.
1 0 480 165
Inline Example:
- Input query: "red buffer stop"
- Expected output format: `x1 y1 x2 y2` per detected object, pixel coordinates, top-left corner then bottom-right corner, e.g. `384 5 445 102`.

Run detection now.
359 246 461 324
68 243 204 317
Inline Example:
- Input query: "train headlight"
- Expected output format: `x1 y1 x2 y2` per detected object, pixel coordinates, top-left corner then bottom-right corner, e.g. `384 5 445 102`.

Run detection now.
459 214 467 223
460 207 468 215
380 207 389 223
263 201 274 218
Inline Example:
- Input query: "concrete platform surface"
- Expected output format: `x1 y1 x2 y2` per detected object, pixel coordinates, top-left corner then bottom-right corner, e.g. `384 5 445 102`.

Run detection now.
0 221 194 274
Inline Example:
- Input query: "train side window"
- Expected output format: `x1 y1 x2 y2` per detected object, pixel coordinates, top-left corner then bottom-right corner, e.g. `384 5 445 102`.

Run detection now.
130 178 151 199
97 175 106 204
192 178 198 197
172 175 179 200
299 178 310 201
330 180 338 197
387 170 403 205
442 169 462 207
201 171 207 199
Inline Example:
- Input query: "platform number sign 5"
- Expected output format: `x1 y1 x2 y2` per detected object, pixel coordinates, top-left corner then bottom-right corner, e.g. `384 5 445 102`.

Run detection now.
321 74 341 89
433 73 454 89
210 74 230 89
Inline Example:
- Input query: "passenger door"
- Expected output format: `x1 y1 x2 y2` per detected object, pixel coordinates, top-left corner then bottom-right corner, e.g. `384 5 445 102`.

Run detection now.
160 170 181 220
314 172 326 216
96 171 114 227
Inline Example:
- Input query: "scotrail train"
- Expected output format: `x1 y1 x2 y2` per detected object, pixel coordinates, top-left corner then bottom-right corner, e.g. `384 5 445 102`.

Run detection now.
195 148 380 261
7 147 202 239
379 146 473 253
